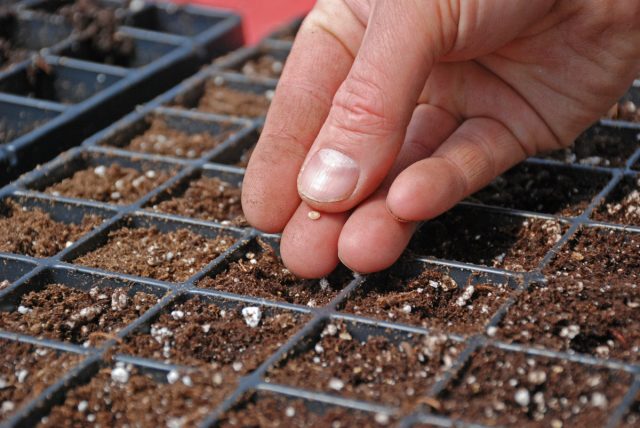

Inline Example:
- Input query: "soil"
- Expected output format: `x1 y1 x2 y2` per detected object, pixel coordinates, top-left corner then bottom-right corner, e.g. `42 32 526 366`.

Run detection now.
237 54 284 79
605 100 640 123
592 176 640 226
0 340 82 422
122 117 230 159
38 364 234 428
0 283 158 346
496 275 640 363
0 200 103 257
622 392 640 427
342 266 511 335
149 176 247 227
73 226 236 282
468 163 609 217
217 393 396 427
195 82 271 118
409 209 566 271
268 320 460 408
438 347 631 427
120 298 306 375
44 164 173 205
539 127 639 168
197 238 352 306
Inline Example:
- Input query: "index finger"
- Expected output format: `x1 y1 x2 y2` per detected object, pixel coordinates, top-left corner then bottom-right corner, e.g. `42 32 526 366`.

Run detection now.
241 0 366 233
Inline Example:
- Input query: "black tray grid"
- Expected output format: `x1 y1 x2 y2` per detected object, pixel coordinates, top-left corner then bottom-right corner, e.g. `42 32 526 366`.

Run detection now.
0 32 640 427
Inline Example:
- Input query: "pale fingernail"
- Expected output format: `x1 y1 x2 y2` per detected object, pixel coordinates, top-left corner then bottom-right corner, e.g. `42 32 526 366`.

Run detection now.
298 149 359 203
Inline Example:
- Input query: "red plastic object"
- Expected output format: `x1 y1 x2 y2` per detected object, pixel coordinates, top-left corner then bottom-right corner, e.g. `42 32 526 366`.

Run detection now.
172 0 314 44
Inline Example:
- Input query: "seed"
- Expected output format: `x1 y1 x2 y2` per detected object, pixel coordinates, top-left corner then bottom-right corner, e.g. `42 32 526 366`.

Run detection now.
308 210 321 220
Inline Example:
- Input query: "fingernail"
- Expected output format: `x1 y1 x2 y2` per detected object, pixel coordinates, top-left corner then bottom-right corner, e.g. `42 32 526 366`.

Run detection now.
298 149 359 203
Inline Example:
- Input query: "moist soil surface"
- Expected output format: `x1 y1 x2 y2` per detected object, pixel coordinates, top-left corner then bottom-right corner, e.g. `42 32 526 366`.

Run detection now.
342 266 511 334
217 393 395 427
438 347 631 427
410 209 566 271
237 54 284 79
0 200 102 257
194 82 271 118
605 100 640 123
540 127 639 168
38 364 234 428
468 163 609 217
121 298 306 375
122 117 229 159
0 283 157 346
44 164 173 205
149 176 247 226
197 239 351 306
592 176 640 226
268 320 460 408
74 226 235 282
0 340 82 422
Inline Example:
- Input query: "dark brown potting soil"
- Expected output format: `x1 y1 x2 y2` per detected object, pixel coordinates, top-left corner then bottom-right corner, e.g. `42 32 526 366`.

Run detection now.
342 266 511 334
150 176 247 226
196 82 271 117
121 298 306 374
0 200 102 257
540 128 639 167
439 347 631 427
0 118 46 144
123 117 229 159
238 54 284 79
622 393 640 427
74 226 236 282
496 275 640 363
605 100 640 123
410 209 566 271
0 340 82 422
592 176 640 226
468 163 609 217
217 393 396 427
44 164 173 205
268 320 460 408
0 283 158 346
38 365 234 428
197 239 352 306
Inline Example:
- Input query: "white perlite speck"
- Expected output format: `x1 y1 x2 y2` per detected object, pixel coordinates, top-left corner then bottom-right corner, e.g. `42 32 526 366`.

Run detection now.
401 304 412 314
93 165 107 177
374 413 390 425
591 392 608 408
1 401 15 414
167 370 180 384
285 406 296 417
77 401 89 412
514 388 530 407
559 325 580 339
17 306 31 315
0 378 7 389
328 378 344 391
455 286 475 307
16 369 28 384
171 310 185 320
111 366 130 384
241 306 262 328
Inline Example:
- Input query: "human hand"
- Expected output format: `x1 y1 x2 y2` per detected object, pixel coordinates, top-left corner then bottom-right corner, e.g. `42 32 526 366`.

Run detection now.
242 0 640 278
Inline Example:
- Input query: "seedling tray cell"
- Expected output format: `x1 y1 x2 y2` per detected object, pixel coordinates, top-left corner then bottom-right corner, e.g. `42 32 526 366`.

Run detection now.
216 43 290 82
211 128 258 168
0 96 63 144
592 173 640 226
0 257 36 290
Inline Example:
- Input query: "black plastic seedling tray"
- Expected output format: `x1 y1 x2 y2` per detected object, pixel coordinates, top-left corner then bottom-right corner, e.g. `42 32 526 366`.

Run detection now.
1 19 640 427
0 0 243 186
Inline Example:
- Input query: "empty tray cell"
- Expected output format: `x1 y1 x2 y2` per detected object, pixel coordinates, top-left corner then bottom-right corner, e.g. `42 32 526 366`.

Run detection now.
409 207 567 272
268 319 460 407
125 4 226 37
0 196 106 257
604 85 640 123
437 346 631 427
592 175 640 226
102 111 241 159
120 294 308 376
173 74 273 118
496 274 640 363
211 129 257 168
197 237 352 306
468 162 610 217
34 152 177 205
0 59 123 104
0 14 72 70
539 124 640 168
39 362 233 427
0 257 36 291
341 259 514 335
0 268 163 346
146 168 246 226
0 99 61 144
217 391 396 427
227 47 289 80
0 339 83 423
71 216 239 282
